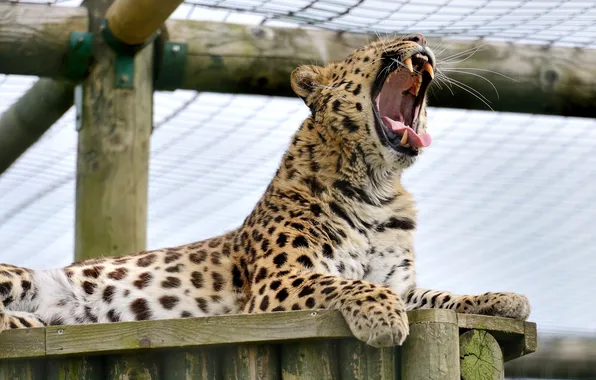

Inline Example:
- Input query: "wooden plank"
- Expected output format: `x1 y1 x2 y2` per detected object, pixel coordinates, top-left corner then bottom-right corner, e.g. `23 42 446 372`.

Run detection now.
45 310 351 356
338 340 397 380
162 348 220 380
0 327 45 359
74 0 154 260
400 309 459 380
0 79 75 175
221 344 280 380
281 340 339 379
106 353 160 380
460 330 504 380
45 356 104 380
0 358 44 380
106 0 183 45
164 19 596 118
0 4 88 77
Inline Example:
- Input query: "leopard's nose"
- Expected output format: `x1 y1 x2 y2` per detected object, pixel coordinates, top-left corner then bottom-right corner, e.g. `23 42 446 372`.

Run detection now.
405 33 426 47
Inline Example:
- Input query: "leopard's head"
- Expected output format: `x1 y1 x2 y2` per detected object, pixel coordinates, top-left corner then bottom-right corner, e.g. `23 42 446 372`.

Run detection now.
291 34 435 170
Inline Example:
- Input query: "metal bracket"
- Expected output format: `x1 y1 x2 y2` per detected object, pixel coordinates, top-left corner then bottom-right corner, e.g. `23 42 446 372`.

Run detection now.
100 19 159 89
65 32 93 81
154 41 188 91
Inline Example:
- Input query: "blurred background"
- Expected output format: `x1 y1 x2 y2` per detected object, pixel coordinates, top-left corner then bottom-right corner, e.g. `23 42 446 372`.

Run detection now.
0 0 595 378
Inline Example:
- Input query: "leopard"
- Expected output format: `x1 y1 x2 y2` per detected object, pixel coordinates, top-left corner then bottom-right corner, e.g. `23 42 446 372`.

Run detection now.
0 33 530 347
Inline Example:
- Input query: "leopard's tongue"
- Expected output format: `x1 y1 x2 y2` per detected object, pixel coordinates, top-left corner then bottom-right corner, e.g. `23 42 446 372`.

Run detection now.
381 117 432 148
377 70 432 149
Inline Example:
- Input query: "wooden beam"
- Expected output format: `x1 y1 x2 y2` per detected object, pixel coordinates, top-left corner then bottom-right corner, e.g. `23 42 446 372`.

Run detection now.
164 20 596 118
0 79 75 174
1 3 594 117
74 0 153 261
0 3 87 77
105 0 183 45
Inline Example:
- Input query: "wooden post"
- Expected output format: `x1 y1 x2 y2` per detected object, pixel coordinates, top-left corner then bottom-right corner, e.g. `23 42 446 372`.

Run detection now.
0 79 75 174
400 309 460 380
74 0 154 261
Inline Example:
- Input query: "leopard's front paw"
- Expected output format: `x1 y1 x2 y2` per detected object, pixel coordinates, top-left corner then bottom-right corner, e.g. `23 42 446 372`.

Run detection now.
341 290 409 347
477 292 531 320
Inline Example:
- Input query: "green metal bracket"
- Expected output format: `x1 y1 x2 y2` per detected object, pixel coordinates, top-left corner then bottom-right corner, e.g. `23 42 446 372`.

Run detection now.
64 32 93 81
155 41 188 91
100 19 159 89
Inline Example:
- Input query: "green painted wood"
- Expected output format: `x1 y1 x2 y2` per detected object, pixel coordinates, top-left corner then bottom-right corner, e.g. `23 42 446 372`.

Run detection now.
162 349 219 380
106 354 160 380
281 340 339 379
221 344 280 380
0 358 44 380
460 330 504 380
338 339 397 380
401 309 459 380
46 356 104 380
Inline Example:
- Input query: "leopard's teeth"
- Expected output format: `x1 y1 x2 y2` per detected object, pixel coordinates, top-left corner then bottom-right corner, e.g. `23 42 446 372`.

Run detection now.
403 57 414 73
422 62 434 79
400 130 409 146
386 72 393 83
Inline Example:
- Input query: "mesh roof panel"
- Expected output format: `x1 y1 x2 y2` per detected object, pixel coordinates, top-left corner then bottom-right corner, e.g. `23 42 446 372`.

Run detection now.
1 0 595 337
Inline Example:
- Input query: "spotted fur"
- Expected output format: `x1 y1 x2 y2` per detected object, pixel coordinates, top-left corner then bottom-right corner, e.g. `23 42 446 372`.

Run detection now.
0 34 530 347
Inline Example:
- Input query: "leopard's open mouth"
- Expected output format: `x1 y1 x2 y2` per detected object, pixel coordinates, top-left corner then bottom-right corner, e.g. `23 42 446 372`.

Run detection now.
372 50 435 156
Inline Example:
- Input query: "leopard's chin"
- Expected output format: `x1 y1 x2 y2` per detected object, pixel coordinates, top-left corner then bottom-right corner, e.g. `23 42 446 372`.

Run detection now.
371 49 434 157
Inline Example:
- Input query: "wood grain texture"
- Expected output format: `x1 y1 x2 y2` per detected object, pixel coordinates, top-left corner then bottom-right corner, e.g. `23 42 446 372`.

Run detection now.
460 330 504 380
221 344 280 380
0 327 45 359
0 3 88 77
106 0 182 45
401 309 459 380
164 19 596 118
45 356 104 380
44 310 351 356
105 353 160 380
281 340 339 380
74 0 154 260
0 358 44 380
0 79 75 175
162 349 220 380
338 339 397 380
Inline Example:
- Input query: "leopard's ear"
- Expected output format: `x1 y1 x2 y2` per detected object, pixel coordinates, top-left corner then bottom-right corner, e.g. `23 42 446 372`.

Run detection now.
290 65 329 100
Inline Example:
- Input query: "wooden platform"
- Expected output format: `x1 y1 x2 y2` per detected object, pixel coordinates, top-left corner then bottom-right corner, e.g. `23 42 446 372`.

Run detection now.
0 309 536 379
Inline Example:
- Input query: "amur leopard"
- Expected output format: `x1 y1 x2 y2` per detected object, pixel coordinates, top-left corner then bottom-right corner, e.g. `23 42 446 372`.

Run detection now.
0 34 530 347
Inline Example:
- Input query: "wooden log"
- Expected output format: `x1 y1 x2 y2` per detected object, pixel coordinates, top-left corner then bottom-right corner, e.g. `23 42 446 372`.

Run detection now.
0 328 45 380
105 0 183 45
162 348 220 380
459 330 504 380
338 340 396 380
400 309 460 380
0 3 593 117
0 79 75 175
74 0 154 261
0 3 88 77
163 20 596 118
221 344 280 380
281 340 339 379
